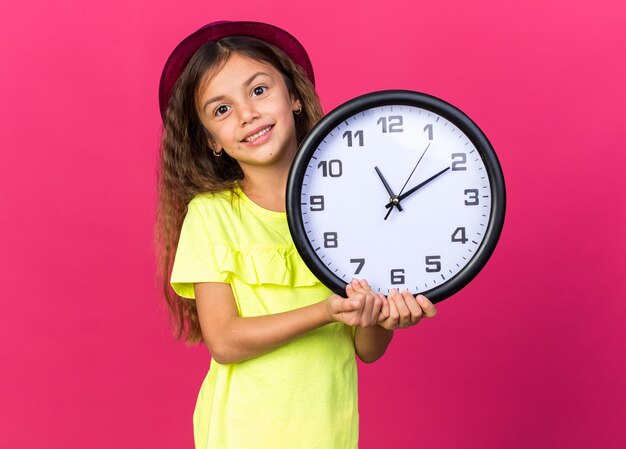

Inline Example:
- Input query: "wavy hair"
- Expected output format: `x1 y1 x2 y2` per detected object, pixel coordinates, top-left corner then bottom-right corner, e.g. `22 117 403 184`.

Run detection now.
155 36 324 343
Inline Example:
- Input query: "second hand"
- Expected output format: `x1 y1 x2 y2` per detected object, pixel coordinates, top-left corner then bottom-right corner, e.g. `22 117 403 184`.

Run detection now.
398 142 431 196
385 142 431 220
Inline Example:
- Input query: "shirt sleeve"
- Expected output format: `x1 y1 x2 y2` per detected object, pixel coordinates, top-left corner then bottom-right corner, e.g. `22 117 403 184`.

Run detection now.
170 199 231 298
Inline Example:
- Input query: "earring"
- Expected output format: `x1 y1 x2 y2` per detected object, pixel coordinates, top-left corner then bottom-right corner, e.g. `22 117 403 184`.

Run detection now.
212 148 223 157
294 106 302 115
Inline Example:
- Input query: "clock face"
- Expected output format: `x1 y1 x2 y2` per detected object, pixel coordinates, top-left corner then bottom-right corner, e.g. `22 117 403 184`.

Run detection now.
287 91 505 302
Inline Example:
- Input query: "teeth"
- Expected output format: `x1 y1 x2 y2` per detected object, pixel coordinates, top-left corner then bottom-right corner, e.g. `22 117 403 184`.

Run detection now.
244 126 272 142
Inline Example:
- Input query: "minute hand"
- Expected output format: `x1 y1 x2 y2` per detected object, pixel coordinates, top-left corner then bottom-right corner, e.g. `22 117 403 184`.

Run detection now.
385 167 451 209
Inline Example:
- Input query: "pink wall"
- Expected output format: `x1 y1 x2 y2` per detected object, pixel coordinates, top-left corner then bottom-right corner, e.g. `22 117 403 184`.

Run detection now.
1 0 624 448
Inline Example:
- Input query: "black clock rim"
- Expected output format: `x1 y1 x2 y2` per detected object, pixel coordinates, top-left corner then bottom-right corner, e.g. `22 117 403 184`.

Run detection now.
286 90 506 303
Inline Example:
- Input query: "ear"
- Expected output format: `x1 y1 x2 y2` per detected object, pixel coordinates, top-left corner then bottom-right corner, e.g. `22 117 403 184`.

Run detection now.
207 137 218 151
292 97 302 113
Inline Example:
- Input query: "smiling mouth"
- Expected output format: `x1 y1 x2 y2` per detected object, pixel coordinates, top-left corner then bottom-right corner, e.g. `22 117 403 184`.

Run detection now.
243 126 273 143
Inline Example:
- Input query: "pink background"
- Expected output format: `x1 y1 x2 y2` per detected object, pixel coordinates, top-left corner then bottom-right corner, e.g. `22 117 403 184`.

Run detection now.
2 0 624 448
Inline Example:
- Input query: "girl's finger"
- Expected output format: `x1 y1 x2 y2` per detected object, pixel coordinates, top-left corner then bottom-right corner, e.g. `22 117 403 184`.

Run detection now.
387 290 400 325
378 294 390 322
391 290 411 328
401 290 423 324
336 294 361 312
346 299 361 311
417 295 437 318
372 293 383 320
367 290 383 326
362 292 382 327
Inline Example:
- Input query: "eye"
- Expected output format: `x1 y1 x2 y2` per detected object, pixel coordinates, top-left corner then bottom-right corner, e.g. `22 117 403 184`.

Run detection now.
214 105 230 116
252 85 268 97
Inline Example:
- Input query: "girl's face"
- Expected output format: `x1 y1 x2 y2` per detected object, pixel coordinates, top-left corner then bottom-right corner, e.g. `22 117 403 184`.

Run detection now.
196 53 302 173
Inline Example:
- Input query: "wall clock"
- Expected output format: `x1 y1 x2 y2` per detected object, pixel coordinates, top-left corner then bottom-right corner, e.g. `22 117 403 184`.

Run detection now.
286 90 505 303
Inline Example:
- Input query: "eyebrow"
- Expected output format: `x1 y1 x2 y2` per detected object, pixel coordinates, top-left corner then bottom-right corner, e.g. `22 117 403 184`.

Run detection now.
202 72 270 113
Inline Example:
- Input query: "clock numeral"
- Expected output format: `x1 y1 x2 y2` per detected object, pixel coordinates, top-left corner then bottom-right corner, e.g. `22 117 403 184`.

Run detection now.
464 189 479 206
425 256 441 273
323 232 338 248
342 130 364 147
451 153 467 171
424 124 433 140
377 115 403 133
310 195 325 211
390 269 406 285
350 258 365 275
317 160 343 178
451 227 468 244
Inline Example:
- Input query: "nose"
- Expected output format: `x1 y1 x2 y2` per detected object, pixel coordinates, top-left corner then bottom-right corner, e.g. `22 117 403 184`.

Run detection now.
238 99 260 126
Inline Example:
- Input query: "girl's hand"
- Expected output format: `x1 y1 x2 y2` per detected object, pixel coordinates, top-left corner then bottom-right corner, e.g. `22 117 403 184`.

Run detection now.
324 278 383 327
378 289 437 330
345 278 385 327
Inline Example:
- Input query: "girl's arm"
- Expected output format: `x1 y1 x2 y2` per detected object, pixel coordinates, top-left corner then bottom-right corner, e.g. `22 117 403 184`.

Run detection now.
347 279 393 363
354 325 394 363
194 282 377 364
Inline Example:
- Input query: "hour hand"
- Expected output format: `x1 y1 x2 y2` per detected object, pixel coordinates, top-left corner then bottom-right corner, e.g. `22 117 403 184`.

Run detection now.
385 166 451 209
374 166 402 212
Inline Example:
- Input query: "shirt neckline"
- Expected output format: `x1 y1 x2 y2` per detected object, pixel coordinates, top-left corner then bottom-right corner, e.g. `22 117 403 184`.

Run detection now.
235 187 287 221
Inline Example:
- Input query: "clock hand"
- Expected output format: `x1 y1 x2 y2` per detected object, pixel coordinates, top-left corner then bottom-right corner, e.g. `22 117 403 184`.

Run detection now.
374 166 402 212
385 166 451 209
397 142 431 197
383 142 432 220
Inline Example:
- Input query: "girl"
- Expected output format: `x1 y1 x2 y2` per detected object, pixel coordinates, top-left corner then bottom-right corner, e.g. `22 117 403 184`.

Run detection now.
156 21 437 449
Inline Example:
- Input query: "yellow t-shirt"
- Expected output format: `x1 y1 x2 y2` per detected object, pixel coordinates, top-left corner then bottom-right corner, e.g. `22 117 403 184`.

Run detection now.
171 189 358 449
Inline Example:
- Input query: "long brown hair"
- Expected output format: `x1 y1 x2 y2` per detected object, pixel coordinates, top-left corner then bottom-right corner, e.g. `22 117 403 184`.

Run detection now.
155 36 324 343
